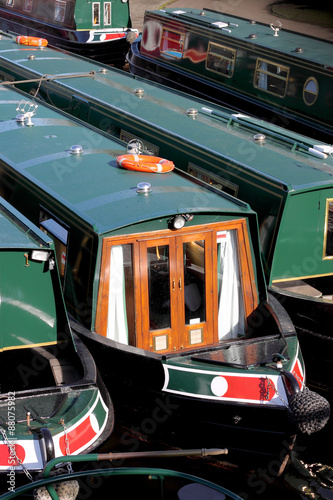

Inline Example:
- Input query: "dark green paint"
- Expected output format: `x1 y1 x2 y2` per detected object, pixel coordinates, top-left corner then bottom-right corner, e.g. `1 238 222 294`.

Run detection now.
0 33 332 290
0 85 263 331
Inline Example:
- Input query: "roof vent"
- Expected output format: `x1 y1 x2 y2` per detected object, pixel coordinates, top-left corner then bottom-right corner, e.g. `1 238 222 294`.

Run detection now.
248 33 257 39
137 182 152 195
249 20 256 24
295 47 303 53
200 10 205 15
134 88 144 98
253 133 266 144
187 108 198 119
27 54 35 60
70 144 84 155
99 68 108 74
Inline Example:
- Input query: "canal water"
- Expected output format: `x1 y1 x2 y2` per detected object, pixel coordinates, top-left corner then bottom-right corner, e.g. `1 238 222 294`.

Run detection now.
97 383 333 499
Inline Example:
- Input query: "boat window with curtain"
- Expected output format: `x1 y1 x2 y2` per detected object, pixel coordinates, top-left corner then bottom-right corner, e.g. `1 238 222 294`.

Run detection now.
93 2 100 26
217 230 245 340
254 59 289 97
104 2 111 25
106 244 135 344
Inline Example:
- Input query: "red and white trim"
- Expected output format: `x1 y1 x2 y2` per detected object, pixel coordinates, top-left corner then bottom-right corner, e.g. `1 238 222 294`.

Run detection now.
0 391 109 472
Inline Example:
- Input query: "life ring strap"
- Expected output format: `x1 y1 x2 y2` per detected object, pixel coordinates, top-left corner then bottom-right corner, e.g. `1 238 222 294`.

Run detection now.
116 154 175 173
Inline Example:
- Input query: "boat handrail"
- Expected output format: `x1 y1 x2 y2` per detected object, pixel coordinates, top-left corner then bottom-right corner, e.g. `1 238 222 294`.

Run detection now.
0 71 96 88
201 107 333 159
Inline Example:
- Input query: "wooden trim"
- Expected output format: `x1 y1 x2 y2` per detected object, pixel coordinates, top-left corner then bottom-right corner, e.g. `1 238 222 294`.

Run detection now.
94 220 258 350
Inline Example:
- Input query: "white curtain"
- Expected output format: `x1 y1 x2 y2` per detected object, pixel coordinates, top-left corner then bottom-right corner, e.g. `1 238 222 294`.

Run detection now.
106 245 129 344
217 231 245 340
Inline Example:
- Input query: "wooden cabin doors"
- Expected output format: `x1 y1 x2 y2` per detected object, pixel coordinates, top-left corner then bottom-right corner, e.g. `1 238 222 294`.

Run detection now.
138 232 215 352
95 221 258 354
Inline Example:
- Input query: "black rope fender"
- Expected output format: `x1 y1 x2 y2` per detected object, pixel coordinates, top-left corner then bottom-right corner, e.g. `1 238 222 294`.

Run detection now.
288 387 330 435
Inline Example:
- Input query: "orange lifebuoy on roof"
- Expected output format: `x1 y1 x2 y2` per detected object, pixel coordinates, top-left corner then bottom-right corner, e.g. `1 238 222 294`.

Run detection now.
16 36 48 47
116 154 175 173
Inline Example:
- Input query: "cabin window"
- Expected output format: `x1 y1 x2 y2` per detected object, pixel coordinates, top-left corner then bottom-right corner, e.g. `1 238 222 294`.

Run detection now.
104 2 111 25
187 162 239 197
5 0 14 6
217 230 245 339
93 2 100 26
324 199 333 259
303 77 319 106
54 0 66 22
23 0 33 12
39 210 69 283
160 29 185 59
254 59 289 97
95 221 256 353
206 43 236 77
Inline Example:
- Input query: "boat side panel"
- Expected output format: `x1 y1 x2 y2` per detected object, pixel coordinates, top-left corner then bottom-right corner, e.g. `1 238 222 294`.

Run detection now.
271 189 333 282
137 11 333 137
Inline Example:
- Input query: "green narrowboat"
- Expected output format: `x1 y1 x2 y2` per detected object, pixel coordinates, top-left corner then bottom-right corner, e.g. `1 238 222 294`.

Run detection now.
127 8 333 142
0 0 137 65
0 84 329 470
0 197 113 478
0 31 333 388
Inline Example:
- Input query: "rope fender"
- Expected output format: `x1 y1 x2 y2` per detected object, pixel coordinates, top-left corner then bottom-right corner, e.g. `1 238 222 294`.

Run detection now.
34 468 79 500
288 387 330 435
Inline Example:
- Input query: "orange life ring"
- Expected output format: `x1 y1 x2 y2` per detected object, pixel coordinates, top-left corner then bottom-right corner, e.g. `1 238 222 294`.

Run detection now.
116 154 175 173
16 36 48 47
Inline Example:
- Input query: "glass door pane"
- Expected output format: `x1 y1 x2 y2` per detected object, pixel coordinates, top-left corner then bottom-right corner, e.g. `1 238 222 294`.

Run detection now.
183 240 206 325
147 244 170 331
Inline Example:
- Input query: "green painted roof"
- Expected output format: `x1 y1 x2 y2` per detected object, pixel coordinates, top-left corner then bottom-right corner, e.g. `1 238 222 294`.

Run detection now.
156 8 333 67
0 86 251 236
0 197 53 249
1 33 332 196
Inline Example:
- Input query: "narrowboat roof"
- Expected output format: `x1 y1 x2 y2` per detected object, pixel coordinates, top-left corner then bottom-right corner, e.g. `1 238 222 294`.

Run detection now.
1 33 333 194
0 86 252 235
0 196 53 249
152 8 333 67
